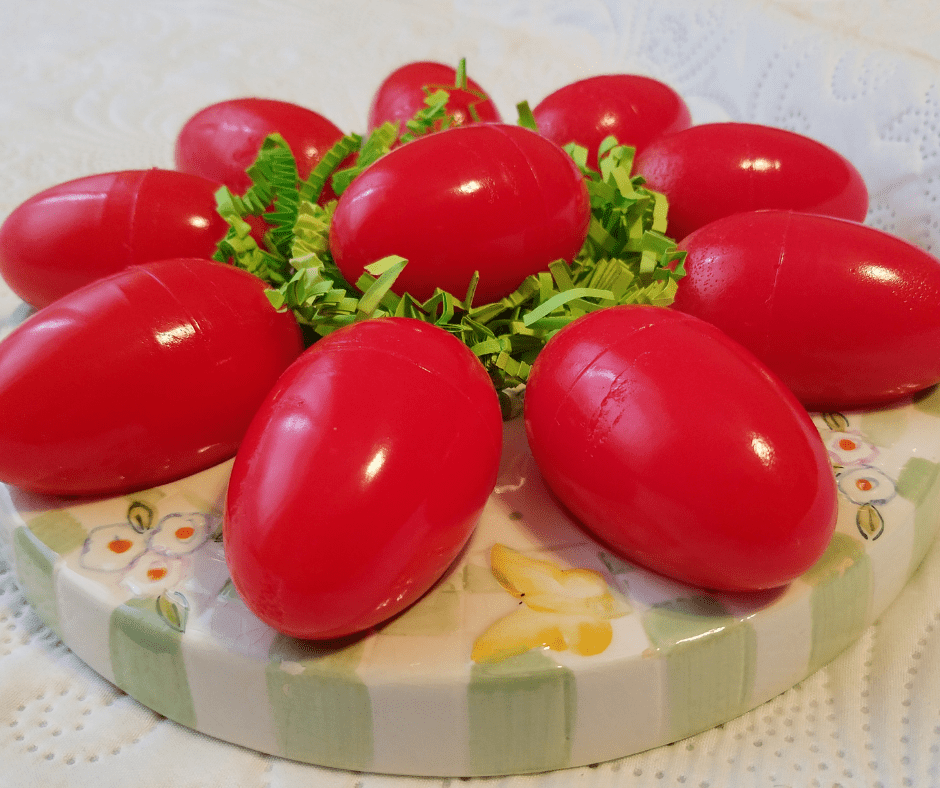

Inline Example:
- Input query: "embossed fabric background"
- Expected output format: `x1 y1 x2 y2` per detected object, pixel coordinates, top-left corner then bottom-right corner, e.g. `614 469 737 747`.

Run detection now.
1 0 939 786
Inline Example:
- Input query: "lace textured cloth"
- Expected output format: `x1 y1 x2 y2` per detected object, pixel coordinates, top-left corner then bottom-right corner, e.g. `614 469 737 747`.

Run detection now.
1 0 939 785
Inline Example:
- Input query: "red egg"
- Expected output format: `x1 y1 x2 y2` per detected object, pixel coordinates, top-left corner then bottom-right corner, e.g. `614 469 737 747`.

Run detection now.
224 317 503 639
635 122 869 241
532 74 692 169
174 97 347 200
524 304 838 592
367 60 501 135
673 210 940 410
329 123 590 304
0 258 303 496
0 169 230 308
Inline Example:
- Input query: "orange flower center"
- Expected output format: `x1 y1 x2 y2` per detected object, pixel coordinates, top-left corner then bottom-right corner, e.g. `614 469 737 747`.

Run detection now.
856 478 874 492
109 538 133 554
147 566 168 581
175 526 195 541
839 438 858 451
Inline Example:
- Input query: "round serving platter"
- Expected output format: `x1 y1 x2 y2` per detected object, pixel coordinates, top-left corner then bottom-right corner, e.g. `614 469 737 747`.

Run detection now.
1 388 940 777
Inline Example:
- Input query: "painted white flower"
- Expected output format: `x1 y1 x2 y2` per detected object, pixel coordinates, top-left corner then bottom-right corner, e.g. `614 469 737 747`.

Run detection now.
120 554 185 596
147 512 211 557
80 523 149 572
825 430 878 466
838 465 896 505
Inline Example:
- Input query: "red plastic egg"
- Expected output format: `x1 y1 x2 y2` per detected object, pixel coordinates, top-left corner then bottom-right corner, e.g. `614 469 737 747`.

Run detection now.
0 258 303 496
524 305 838 592
367 60 501 135
674 209 940 410
329 123 590 304
0 169 229 308
635 122 869 241
224 318 503 639
174 97 347 200
532 74 692 168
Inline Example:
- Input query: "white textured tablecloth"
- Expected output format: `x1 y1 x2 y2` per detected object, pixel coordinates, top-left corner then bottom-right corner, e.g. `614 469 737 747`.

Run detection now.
2 1 940 786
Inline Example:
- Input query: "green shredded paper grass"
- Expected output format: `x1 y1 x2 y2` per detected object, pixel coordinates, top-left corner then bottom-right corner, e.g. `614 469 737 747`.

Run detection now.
212 79 686 397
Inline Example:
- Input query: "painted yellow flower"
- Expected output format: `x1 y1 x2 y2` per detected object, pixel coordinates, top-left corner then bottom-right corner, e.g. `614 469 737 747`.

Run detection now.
471 544 631 664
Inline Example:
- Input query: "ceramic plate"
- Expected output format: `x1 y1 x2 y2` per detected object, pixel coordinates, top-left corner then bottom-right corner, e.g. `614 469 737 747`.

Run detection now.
2 389 940 776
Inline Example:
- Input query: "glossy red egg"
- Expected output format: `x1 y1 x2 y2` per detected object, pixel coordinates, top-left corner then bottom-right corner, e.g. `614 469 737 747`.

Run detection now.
224 318 503 640
329 123 591 304
0 169 230 308
635 122 869 241
0 258 303 496
673 209 940 410
367 60 501 135
524 304 838 592
174 97 347 200
532 73 692 169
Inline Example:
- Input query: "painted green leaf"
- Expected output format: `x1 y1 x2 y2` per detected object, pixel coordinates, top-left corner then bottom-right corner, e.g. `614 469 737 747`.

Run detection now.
127 500 155 532
156 590 189 633
856 503 885 540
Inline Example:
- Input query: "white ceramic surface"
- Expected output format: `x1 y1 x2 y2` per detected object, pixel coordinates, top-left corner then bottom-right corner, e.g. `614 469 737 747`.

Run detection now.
2 0 940 786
